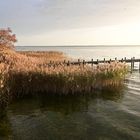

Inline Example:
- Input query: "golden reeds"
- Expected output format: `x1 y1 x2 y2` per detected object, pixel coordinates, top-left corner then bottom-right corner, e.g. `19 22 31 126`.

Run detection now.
0 46 128 106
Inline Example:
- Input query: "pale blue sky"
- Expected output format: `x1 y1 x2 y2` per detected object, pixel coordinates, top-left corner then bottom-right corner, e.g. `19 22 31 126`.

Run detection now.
0 0 140 45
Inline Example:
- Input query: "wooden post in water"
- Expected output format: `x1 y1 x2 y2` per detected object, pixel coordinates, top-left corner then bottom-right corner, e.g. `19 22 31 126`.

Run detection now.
104 58 105 63
133 57 135 69
97 59 99 64
124 57 126 62
110 59 112 63
91 59 93 66
78 59 80 66
131 58 133 72
83 60 85 67
139 59 140 72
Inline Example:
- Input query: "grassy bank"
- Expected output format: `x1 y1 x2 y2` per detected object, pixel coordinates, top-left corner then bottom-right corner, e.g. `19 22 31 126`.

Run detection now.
0 46 128 106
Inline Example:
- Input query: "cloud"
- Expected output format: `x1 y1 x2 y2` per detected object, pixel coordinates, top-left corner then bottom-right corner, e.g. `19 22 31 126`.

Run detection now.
37 0 140 29
1 0 140 33
1 0 140 45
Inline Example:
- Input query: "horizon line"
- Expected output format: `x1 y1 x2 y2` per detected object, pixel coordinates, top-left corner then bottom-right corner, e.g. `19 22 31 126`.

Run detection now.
16 45 140 47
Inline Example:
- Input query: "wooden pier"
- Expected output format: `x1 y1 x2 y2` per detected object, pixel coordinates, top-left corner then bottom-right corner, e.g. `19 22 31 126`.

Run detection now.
48 57 140 71
67 57 139 65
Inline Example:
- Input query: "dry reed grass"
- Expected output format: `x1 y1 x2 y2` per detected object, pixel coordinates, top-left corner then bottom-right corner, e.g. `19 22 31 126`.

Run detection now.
0 46 128 106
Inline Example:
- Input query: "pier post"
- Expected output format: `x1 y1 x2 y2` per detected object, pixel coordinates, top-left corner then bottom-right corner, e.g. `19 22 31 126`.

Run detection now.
133 57 135 69
97 59 99 64
104 58 105 63
124 57 126 62
110 59 112 63
78 59 80 66
83 60 85 67
91 59 93 66
131 58 133 72
139 59 140 72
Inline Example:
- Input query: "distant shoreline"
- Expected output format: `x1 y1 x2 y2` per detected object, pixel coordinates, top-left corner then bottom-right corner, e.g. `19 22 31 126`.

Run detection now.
16 45 140 47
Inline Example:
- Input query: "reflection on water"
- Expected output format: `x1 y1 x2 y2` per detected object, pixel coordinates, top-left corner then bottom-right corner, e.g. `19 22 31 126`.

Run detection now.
0 79 140 140
1 46 138 139
0 68 140 140
0 110 12 140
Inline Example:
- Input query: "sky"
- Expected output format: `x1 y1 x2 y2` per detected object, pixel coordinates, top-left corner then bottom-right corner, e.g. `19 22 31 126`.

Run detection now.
0 0 140 45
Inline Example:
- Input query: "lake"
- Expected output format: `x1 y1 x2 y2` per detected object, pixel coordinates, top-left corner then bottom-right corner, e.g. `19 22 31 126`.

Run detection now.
0 46 140 140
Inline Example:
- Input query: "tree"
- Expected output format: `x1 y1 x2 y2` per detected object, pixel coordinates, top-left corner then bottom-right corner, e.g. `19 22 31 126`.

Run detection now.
0 28 17 49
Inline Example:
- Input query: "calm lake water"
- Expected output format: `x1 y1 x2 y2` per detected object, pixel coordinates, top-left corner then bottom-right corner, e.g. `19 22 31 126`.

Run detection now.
0 46 140 140
16 45 140 60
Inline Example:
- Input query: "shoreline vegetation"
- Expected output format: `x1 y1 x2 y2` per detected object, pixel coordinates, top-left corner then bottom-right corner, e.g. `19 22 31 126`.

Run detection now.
0 28 128 107
0 46 128 107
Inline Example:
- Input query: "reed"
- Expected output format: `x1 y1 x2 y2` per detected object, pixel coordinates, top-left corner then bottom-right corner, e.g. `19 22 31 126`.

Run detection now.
0 46 128 106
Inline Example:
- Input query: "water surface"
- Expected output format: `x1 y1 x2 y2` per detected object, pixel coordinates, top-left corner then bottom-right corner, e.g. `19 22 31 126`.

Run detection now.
16 45 140 60
0 46 140 140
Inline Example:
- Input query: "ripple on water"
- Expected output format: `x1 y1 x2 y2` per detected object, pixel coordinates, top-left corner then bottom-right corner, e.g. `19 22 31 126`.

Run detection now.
0 72 140 140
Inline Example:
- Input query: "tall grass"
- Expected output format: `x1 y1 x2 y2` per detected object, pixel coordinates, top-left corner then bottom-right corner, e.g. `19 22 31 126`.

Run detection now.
0 46 128 106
